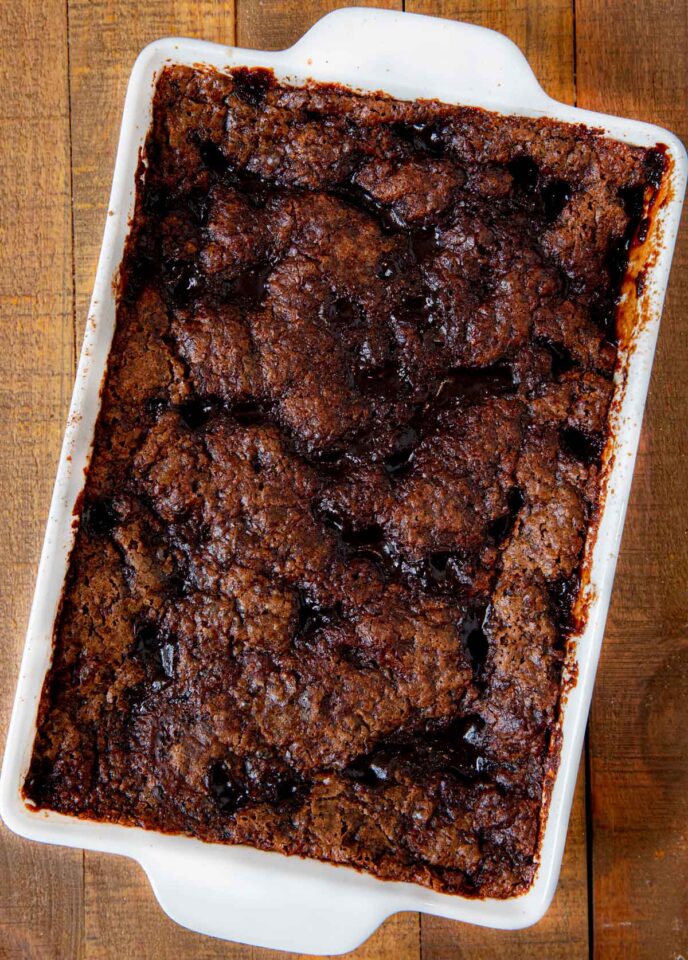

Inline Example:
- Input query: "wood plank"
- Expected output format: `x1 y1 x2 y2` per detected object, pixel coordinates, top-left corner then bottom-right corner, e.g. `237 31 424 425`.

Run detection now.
66 4 238 958
236 0 399 50
406 3 586 957
0 0 83 957
68 2 417 958
576 2 688 958
251 911 420 960
420 763 589 959
239 3 420 959
68 0 236 342
406 0 575 102
83 855 252 960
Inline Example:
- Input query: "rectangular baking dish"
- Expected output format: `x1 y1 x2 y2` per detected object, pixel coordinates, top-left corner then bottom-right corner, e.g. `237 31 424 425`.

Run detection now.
1 8 685 955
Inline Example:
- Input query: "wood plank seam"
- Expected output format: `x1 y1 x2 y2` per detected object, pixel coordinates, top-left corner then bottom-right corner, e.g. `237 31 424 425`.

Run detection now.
66 0 79 373
571 4 599 956
572 3 595 956
572 0 578 105
585 730 595 960
66 0 86 950
0 0 84 953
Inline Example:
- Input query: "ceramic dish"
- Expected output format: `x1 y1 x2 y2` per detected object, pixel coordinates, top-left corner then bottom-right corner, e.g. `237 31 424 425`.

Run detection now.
1 8 685 954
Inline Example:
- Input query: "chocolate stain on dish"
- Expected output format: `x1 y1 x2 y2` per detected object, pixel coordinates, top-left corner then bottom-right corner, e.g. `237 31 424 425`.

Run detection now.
23 64 672 901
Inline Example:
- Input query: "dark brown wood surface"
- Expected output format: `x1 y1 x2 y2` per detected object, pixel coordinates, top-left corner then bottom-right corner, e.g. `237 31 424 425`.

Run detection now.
0 1 685 958
577 3 688 958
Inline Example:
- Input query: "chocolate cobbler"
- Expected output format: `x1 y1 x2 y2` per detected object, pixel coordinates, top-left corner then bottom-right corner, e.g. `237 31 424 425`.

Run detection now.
24 66 664 898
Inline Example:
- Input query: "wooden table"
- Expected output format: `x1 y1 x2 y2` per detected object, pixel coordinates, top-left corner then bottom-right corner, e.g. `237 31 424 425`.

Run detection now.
0 1 685 957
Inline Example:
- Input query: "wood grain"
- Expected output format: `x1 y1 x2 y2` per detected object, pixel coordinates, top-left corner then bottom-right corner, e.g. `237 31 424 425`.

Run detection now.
236 0 399 49
240 7 420 958
406 0 575 101
1 0 686 957
576 2 688 958
68 0 235 344
83 855 252 960
407 3 586 956
68 4 237 958
0 0 83 958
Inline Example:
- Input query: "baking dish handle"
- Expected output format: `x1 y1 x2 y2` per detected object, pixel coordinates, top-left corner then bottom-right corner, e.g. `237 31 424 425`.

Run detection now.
139 843 401 954
286 7 552 111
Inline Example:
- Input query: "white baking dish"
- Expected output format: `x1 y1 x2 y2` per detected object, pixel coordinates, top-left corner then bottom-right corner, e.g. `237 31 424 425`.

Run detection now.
1 8 685 955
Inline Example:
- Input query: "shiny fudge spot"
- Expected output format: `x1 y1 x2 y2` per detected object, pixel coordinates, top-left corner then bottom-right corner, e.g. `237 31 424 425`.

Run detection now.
422 552 483 593
163 258 203 306
417 715 490 781
338 181 401 233
184 190 211 227
254 769 306 806
619 184 646 220
133 620 176 683
460 714 486 748
221 260 273 306
488 487 525 545
383 426 419 478
230 400 266 427
410 226 440 262
198 142 272 206
198 138 230 175
340 644 378 671
434 363 516 408
345 715 489 790
231 67 272 108
542 179 573 222
393 291 432 325
295 590 342 640
142 184 168 218
177 397 218 430
318 508 344 533
357 359 406 402
606 233 633 289
376 250 408 280
590 297 618 343
427 551 454 583
548 572 582 635
560 426 604 464
164 569 191 600
120 249 157 304
313 448 346 468
508 155 539 192
539 337 576 377
82 498 119 537
345 749 395 788
144 395 167 419
341 523 384 548
637 216 651 245
393 121 447 157
323 293 363 328
461 610 489 666
207 760 248 814
644 147 668 188
133 620 158 654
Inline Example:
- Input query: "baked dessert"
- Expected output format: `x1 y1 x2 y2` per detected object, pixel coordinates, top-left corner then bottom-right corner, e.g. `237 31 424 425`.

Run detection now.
24 66 662 898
